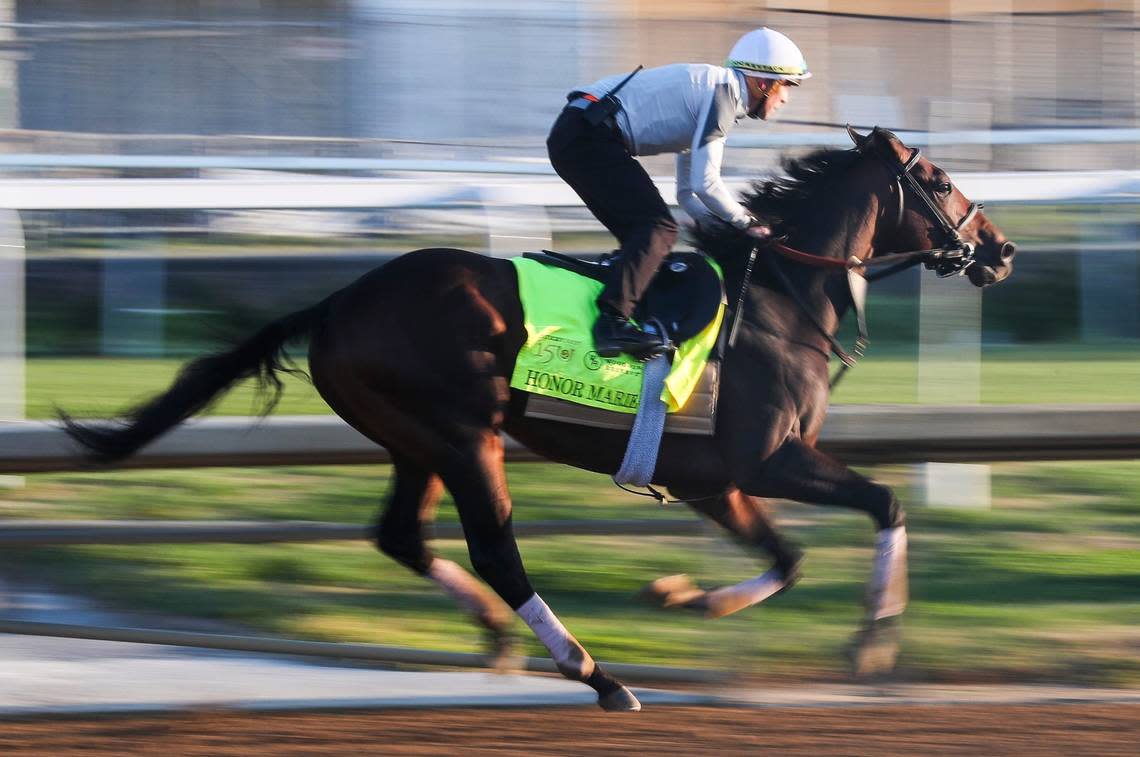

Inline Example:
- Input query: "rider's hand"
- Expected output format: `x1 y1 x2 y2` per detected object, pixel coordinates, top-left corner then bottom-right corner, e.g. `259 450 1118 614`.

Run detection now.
745 223 772 240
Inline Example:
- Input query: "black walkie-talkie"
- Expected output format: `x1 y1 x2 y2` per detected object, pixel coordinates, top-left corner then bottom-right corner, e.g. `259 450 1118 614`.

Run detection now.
583 65 643 126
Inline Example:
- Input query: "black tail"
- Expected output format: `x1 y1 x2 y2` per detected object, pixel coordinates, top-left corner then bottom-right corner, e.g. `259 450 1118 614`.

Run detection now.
61 298 331 464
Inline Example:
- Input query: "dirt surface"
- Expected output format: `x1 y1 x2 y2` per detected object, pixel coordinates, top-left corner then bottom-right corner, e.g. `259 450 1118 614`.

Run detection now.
1 703 1138 755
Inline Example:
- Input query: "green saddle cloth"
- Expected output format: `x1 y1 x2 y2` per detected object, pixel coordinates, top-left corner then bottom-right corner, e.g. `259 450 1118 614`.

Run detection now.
510 256 724 414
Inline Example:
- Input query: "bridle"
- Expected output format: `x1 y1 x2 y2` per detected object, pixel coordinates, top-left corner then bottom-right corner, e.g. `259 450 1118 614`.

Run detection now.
726 131 986 387
885 145 982 279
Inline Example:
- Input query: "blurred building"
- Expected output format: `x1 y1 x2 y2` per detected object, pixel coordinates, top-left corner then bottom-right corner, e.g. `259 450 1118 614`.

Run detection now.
0 1 1133 170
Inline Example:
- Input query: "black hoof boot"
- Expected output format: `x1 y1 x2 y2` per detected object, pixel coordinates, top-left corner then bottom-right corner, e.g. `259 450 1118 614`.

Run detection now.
593 313 665 359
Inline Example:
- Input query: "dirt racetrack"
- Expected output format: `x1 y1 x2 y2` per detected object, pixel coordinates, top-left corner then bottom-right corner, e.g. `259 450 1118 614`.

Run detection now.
1 703 1138 755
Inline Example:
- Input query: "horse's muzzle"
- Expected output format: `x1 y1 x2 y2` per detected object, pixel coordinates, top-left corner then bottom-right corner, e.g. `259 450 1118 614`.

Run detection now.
968 241 1016 287
968 264 999 287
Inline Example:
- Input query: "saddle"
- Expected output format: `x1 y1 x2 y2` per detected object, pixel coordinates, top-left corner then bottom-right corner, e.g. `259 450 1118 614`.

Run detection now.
519 250 725 436
522 250 723 346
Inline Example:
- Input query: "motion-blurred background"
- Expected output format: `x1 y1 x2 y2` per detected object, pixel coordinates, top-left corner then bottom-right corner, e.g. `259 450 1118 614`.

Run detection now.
0 1 1136 686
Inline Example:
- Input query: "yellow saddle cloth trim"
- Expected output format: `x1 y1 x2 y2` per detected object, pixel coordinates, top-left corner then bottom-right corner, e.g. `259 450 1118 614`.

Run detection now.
510 256 724 414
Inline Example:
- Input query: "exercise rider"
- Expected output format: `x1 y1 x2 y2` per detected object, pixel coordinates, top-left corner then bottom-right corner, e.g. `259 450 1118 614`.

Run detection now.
546 27 810 358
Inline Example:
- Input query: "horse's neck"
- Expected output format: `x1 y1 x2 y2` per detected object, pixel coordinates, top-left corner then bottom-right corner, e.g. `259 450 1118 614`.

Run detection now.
732 232 858 351
745 266 845 330
778 214 872 320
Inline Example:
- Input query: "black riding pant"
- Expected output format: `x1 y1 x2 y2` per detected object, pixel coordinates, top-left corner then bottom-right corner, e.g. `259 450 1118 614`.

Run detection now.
547 106 679 318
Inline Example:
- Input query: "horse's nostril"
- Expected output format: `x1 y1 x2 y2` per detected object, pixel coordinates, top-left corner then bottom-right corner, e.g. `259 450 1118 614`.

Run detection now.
1000 242 1016 262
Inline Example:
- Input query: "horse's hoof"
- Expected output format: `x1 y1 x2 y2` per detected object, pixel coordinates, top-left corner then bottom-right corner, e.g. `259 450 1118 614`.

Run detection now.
485 629 522 675
597 684 642 712
848 615 902 680
640 574 706 609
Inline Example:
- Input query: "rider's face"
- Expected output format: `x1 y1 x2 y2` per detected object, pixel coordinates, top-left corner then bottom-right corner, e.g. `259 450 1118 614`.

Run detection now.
747 78 792 120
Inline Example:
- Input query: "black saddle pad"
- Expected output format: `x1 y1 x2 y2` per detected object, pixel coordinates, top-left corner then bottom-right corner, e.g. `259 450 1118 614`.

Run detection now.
521 250 724 344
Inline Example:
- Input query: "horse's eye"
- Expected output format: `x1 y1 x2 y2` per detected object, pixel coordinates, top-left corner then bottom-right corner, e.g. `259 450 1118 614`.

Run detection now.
935 182 952 195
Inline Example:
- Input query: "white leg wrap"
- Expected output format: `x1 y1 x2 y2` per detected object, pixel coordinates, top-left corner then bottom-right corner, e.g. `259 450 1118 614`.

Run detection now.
867 526 909 620
704 568 785 618
516 593 592 679
427 558 508 629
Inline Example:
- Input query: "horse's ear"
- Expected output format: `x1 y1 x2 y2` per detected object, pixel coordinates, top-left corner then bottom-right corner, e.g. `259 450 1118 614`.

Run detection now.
846 124 870 150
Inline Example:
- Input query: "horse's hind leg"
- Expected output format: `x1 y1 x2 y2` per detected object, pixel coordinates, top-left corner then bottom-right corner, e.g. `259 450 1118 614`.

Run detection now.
691 488 804 582
644 487 804 618
372 453 515 669
739 438 907 677
440 428 641 711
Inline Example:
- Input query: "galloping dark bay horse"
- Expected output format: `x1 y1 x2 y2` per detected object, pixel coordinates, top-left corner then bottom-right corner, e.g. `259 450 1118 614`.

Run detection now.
65 127 1016 711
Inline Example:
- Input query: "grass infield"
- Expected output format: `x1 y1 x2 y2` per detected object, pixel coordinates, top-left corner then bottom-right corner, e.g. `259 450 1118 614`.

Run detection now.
4 346 1138 683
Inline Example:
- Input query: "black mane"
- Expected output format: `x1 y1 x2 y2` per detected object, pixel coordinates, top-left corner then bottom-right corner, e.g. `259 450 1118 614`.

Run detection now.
690 146 863 265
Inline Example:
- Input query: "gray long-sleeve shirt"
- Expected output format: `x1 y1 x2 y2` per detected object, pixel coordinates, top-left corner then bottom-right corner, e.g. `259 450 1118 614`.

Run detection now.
575 63 754 229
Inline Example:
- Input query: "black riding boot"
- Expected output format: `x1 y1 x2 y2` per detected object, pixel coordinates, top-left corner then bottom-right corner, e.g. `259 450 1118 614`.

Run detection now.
592 307 666 359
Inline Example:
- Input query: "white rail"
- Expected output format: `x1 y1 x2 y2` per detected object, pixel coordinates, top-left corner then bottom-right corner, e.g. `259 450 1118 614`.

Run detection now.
0 171 1136 210
3 406 1138 474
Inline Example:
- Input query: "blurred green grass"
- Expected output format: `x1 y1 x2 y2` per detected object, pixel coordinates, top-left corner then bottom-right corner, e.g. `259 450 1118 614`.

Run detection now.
0 460 1137 685
25 345 1140 418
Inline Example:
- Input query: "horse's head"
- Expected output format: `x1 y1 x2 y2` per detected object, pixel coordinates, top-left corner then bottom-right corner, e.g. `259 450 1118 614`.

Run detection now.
847 126 1016 288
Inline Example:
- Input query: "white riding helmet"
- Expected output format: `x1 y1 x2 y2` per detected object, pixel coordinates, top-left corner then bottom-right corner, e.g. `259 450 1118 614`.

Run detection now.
725 27 811 83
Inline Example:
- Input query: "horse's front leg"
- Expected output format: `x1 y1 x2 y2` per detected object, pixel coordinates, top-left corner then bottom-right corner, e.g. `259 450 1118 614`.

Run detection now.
738 437 908 678
643 487 804 618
